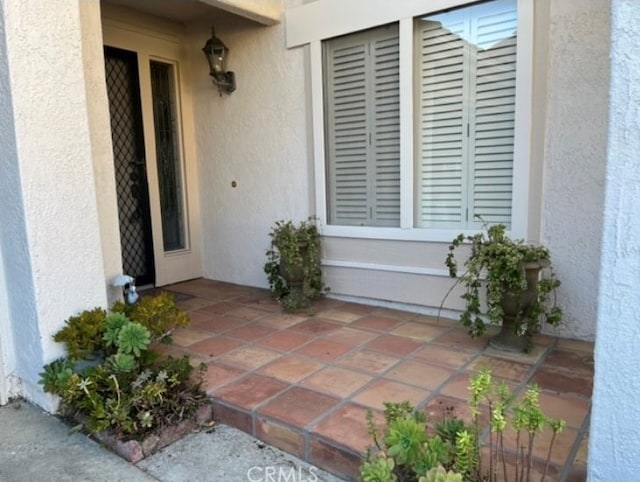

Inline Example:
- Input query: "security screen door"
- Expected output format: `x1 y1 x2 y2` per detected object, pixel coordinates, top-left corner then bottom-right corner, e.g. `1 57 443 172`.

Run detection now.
103 20 202 287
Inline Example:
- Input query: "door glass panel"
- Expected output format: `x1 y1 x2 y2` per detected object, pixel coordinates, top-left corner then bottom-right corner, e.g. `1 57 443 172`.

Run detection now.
150 60 186 251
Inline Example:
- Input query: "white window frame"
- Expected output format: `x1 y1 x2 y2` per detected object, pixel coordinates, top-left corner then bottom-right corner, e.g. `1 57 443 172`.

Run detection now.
297 0 533 242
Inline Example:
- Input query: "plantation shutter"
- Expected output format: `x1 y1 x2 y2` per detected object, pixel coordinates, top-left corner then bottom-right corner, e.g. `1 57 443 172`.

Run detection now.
371 34 401 225
415 17 468 228
415 0 517 229
324 25 400 227
470 3 517 228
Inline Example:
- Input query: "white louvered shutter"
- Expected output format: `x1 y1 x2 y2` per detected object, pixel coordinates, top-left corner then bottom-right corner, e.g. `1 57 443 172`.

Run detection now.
324 25 400 227
415 0 517 229
371 33 400 226
469 3 517 228
415 17 468 228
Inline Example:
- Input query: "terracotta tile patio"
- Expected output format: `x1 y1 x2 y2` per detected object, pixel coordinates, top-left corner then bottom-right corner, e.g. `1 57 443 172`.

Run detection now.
152 279 592 481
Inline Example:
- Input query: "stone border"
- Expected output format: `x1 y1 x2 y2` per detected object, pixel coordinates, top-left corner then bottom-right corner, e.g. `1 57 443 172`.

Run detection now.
91 404 214 463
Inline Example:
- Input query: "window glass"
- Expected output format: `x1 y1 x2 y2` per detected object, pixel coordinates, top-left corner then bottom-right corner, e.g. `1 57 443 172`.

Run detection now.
415 0 517 229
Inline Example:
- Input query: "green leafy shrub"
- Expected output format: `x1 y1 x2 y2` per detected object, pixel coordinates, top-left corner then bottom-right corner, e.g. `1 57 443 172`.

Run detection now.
111 292 189 341
263 217 328 312
40 294 207 439
359 370 564 482
444 221 562 347
53 308 107 360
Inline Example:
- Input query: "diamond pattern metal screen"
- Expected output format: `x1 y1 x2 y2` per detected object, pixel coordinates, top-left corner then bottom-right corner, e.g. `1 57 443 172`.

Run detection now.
105 50 154 284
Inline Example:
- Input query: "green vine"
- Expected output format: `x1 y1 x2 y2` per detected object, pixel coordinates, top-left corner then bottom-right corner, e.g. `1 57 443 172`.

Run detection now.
263 216 328 312
444 221 562 344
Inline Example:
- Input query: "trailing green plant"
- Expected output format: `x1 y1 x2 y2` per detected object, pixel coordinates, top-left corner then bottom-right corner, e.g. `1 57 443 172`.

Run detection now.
444 220 563 347
263 217 328 312
40 294 207 439
359 370 564 482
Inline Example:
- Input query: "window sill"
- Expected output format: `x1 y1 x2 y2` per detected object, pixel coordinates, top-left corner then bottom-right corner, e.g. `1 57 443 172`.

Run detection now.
319 224 488 243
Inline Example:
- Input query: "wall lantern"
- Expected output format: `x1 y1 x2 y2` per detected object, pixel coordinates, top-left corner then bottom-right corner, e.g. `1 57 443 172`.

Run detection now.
202 27 236 95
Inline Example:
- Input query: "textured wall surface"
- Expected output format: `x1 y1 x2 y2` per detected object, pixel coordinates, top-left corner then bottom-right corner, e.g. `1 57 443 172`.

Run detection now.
541 0 610 341
1 0 107 408
79 1 123 304
190 0 311 288
589 0 640 478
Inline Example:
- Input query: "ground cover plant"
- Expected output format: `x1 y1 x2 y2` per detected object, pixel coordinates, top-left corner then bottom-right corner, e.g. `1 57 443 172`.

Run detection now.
360 369 565 482
40 293 208 439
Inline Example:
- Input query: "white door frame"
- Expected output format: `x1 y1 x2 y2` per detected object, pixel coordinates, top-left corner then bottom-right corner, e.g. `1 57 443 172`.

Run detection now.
102 11 202 287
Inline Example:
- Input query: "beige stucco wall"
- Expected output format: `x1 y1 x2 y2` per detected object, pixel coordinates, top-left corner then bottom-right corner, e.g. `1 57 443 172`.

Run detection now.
187 0 313 287
187 0 608 341
0 0 108 408
541 0 609 341
80 1 123 304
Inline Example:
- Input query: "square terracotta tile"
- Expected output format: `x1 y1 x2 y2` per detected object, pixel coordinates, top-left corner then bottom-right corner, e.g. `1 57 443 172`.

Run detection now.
386 359 452 390
322 327 378 346
467 355 532 383
259 355 324 383
218 346 281 370
312 403 384 452
197 301 243 315
214 373 288 410
538 392 590 429
502 425 579 467
432 328 493 352
531 365 593 399
351 315 404 332
189 315 244 333
184 310 214 324
391 322 447 342
365 334 422 357
316 309 362 323
177 297 216 311
302 366 372 398
257 386 340 427
556 338 594 354
258 313 309 329
483 343 548 365
423 395 480 428
439 371 475 400
257 330 313 352
338 349 400 375
337 303 377 316
225 323 276 342
255 419 305 458
308 437 362 481
543 349 594 375
226 306 270 321
412 344 474 369
188 336 244 358
201 363 247 393
290 318 342 335
294 339 353 362
352 379 430 410
170 328 214 347
370 307 413 321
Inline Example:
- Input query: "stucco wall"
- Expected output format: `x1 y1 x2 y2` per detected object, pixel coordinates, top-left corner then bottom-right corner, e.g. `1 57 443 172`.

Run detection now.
190 0 608 342
189 0 312 287
541 0 610 341
589 0 640 478
80 1 123 304
0 0 108 408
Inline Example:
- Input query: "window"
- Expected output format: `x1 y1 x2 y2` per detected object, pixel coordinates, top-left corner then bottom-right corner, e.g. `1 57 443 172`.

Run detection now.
415 0 517 229
321 0 519 233
324 24 400 227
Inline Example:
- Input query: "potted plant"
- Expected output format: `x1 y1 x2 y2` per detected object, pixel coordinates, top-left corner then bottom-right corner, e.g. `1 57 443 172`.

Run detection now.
264 216 328 312
444 222 562 352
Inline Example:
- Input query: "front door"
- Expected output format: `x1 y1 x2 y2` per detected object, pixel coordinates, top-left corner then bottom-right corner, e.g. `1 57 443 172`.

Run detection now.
105 46 156 286
102 11 203 287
